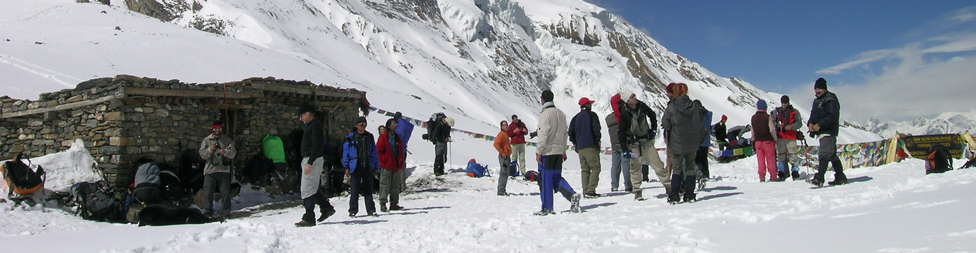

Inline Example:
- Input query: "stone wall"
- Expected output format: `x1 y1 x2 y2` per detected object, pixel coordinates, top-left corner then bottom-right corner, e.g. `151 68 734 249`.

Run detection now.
1 75 365 186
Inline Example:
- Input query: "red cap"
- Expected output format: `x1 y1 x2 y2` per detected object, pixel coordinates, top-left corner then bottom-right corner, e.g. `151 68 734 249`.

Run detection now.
721 115 728 121
578 97 595 106
212 124 223 130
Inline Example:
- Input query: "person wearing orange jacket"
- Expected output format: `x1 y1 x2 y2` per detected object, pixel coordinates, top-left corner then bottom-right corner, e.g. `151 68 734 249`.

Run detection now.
494 120 513 196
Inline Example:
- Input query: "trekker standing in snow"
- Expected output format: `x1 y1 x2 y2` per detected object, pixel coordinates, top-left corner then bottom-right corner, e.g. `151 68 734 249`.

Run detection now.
714 115 729 151
494 120 512 196
606 113 632 192
751 99 778 182
343 116 380 217
428 115 454 176
618 88 668 200
294 104 336 227
377 118 406 212
198 120 236 220
694 100 713 182
393 112 414 191
534 90 581 215
661 83 706 203
808 78 846 187
771 95 804 181
508 114 529 176
569 97 602 198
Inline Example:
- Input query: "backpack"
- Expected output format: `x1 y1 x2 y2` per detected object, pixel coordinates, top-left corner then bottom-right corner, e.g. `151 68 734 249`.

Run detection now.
72 180 123 221
524 170 541 188
425 112 447 142
925 146 953 175
1 154 46 197
509 161 519 177
465 160 487 178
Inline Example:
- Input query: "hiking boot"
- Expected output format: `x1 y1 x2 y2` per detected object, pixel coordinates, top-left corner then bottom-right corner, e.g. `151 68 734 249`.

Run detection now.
390 205 404 211
533 209 554 216
808 178 823 187
318 209 336 222
349 212 357 218
667 194 681 205
633 190 643 200
760 178 766 183
791 171 800 180
770 176 787 182
584 193 600 198
380 204 388 213
366 212 379 217
828 178 848 186
295 220 315 227
611 188 618 192
777 171 787 181
570 193 582 213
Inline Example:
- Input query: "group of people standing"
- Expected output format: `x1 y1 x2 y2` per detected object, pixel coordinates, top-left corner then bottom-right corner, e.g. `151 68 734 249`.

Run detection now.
749 78 846 187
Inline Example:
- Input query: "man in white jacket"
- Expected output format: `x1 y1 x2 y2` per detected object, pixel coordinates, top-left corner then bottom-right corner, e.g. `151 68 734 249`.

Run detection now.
534 90 581 216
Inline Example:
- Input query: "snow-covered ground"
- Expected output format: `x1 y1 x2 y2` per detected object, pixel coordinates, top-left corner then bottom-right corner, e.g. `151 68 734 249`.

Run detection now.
2 136 974 252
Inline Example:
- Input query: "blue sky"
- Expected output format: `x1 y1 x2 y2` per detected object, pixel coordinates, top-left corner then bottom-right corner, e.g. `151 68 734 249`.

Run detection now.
586 0 976 123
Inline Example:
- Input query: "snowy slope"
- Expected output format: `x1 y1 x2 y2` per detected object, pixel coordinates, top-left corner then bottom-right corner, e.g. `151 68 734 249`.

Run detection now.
864 110 976 138
1 0 880 145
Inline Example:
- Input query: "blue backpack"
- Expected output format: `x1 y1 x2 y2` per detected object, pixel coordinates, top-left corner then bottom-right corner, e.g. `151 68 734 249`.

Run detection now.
466 160 487 178
509 161 519 177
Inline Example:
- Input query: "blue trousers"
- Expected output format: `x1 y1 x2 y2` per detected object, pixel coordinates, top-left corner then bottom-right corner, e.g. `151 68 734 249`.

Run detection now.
540 155 576 211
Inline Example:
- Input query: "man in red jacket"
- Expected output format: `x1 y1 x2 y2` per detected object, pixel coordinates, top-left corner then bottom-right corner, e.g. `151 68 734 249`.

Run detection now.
508 114 529 176
377 118 406 212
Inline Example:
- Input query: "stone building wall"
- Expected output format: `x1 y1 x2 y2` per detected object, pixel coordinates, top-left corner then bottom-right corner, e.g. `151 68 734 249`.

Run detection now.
1 75 365 186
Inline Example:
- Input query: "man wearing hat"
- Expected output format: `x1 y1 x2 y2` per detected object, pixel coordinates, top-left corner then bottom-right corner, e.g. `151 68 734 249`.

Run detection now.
198 120 236 219
294 104 336 227
569 97 602 198
771 95 804 181
714 115 729 151
617 88 667 200
431 115 454 176
808 78 846 187
343 116 380 217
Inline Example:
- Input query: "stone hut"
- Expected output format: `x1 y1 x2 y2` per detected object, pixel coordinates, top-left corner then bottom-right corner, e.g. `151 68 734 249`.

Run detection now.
0 75 367 187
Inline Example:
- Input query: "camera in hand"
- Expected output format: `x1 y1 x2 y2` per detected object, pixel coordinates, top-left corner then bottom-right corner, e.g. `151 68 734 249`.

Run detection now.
421 133 429 140
529 131 538 138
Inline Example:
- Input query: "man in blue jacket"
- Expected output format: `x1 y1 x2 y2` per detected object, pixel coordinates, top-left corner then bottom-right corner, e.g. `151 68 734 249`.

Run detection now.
569 97 602 198
343 116 380 217
807 78 845 187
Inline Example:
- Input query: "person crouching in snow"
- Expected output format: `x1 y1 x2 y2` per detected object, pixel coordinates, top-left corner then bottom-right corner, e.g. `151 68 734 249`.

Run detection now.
377 118 406 212
534 90 582 216
494 120 512 196
661 83 706 204
751 99 778 182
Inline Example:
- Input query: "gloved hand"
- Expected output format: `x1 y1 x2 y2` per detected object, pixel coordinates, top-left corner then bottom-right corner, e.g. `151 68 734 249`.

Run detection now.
623 152 633 159
647 129 656 140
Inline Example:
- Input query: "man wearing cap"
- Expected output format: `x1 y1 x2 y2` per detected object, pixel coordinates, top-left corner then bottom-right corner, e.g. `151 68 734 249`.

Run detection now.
431 116 454 176
568 97 602 198
198 120 236 219
617 88 667 200
808 78 846 187
535 90 581 215
343 116 380 217
770 95 804 181
294 104 337 227
507 114 529 176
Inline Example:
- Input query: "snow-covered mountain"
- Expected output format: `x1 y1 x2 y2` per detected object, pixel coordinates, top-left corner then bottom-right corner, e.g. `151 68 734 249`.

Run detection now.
2 0 880 143
863 110 976 138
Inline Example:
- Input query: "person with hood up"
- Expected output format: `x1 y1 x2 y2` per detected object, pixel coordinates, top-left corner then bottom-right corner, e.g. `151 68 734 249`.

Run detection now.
808 78 846 187
534 90 582 215
618 88 668 200
751 99 778 182
568 97 602 198
606 113 632 192
661 83 706 204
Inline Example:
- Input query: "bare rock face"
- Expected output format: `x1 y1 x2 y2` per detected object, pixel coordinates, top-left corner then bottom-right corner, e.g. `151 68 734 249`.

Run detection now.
124 0 176 22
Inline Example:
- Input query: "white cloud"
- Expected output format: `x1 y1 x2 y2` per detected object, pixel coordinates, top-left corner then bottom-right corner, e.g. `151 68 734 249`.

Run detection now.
816 49 896 75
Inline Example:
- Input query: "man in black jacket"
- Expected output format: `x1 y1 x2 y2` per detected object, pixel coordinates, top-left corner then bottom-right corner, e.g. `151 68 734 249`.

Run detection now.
295 104 336 227
807 78 846 187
